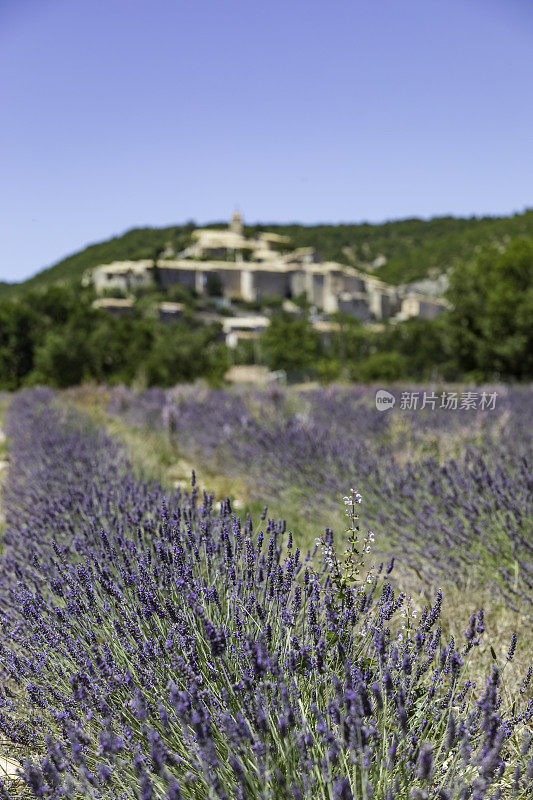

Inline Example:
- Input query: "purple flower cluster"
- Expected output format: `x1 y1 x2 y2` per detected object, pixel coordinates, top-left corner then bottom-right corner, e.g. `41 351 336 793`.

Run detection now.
0 388 531 798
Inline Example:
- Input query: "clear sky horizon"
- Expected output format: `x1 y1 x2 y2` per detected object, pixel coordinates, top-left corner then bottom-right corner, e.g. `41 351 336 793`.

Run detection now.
1 0 532 283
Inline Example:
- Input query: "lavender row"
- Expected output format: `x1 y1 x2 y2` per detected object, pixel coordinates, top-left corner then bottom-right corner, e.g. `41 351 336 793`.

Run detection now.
0 389 530 798
107 384 533 612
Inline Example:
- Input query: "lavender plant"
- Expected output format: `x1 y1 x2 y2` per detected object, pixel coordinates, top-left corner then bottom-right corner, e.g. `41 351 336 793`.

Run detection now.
0 389 530 798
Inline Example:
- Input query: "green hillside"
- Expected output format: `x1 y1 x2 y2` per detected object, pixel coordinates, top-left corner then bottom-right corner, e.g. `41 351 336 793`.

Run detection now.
246 208 533 283
0 224 195 299
2 209 533 297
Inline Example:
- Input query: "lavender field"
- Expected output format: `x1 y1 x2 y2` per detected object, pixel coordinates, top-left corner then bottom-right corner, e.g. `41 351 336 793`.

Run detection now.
0 385 531 798
103 383 533 616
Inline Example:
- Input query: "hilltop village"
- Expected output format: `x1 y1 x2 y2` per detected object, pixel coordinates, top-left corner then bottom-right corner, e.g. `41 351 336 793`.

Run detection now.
85 213 448 349
1 212 529 389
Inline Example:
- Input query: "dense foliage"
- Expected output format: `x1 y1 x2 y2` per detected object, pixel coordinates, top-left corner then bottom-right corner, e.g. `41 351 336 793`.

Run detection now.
446 239 533 380
256 314 453 383
0 389 531 798
0 288 453 389
0 285 227 389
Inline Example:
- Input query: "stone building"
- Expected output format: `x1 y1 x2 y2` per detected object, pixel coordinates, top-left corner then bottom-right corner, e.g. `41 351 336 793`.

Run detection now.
180 211 291 263
222 315 269 348
87 214 448 324
87 260 154 294
397 294 449 321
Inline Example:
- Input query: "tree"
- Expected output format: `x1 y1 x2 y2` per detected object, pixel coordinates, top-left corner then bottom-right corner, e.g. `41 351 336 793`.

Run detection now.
378 318 451 379
86 315 157 384
260 312 321 375
333 315 376 370
0 299 42 388
446 238 533 379
144 324 228 387
355 352 408 382
30 325 93 387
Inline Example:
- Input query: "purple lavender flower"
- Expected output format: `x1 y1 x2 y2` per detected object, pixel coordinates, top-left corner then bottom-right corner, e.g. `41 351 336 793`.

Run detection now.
506 631 517 661
333 776 353 800
416 742 434 781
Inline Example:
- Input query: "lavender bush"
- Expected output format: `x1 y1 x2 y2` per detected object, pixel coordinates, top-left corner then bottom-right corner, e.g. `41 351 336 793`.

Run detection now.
106 384 533 613
0 388 530 798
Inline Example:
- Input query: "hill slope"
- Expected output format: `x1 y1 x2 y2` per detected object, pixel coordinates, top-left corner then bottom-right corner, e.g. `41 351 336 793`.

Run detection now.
246 209 533 283
3 209 532 297
0 225 195 299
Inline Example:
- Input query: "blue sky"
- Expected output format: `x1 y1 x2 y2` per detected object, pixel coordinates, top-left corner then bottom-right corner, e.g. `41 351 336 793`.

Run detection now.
1 0 532 282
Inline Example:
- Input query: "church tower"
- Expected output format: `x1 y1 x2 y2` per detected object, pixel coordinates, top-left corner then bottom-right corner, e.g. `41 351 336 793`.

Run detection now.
229 210 243 235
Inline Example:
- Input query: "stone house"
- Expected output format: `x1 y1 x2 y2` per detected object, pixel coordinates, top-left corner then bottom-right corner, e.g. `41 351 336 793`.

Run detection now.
397 294 449 321
222 315 269 348
88 260 154 294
